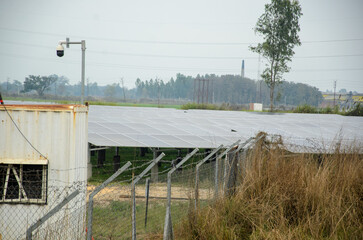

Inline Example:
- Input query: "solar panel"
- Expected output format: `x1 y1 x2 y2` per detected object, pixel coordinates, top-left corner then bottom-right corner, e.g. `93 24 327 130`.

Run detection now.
88 106 363 152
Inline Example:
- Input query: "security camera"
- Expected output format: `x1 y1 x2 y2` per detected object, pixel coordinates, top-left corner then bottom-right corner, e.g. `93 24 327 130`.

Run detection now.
56 44 64 57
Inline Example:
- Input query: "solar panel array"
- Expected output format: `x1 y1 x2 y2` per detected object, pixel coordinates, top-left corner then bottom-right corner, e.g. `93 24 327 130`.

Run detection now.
88 106 363 152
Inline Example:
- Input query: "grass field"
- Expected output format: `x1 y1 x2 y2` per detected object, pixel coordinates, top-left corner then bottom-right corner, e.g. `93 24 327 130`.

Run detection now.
87 146 213 240
91 200 184 240
6 96 362 116
5 96 182 109
91 194 212 240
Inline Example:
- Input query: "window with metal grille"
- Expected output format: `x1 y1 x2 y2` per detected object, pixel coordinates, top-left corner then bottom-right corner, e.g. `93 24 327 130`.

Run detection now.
0 164 47 204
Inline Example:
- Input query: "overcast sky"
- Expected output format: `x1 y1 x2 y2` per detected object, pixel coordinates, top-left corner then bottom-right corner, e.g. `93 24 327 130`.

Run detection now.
0 0 362 92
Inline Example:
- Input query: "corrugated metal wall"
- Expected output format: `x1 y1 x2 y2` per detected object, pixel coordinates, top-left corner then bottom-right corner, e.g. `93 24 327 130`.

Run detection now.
0 105 88 239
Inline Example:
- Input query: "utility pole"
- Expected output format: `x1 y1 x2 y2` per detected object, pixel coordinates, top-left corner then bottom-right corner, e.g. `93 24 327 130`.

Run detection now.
195 77 210 104
257 54 261 103
202 78 205 103
120 77 126 102
87 78 89 99
193 78 196 102
333 80 337 107
155 77 160 107
212 79 214 104
198 78 200 104
208 79 210 104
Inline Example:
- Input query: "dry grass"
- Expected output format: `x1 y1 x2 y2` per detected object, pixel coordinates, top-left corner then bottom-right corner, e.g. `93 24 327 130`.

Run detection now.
175 136 363 240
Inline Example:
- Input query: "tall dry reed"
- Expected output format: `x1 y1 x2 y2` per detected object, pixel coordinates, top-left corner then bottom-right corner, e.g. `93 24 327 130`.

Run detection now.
176 136 363 240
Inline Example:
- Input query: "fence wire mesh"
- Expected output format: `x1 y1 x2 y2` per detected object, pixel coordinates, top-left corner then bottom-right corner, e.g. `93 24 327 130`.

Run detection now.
3 136 315 240
85 150 223 240
0 179 87 240
31 201 87 240
87 179 132 239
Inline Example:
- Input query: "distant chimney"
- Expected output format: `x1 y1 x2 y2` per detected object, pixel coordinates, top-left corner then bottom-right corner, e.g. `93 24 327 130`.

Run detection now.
241 60 245 78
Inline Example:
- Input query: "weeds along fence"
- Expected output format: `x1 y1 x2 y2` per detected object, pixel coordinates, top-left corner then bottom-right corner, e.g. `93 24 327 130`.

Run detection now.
176 137 363 239
0 136 262 240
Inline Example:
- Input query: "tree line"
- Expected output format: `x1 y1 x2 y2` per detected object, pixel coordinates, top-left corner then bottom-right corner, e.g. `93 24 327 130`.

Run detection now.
135 73 323 107
0 73 323 107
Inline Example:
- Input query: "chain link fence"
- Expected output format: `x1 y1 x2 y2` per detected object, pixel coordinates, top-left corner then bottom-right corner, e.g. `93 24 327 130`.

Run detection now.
0 176 87 240
85 141 255 240
2 134 316 240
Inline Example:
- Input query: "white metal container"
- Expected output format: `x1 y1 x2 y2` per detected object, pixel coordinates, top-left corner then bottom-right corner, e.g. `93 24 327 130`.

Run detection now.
253 103 263 111
0 104 88 240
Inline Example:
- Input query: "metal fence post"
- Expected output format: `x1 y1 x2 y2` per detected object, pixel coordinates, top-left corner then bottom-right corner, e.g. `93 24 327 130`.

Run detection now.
163 148 199 240
151 148 159 182
144 178 150 228
132 153 165 240
26 189 80 240
224 137 257 197
214 155 220 199
87 161 132 240
223 153 229 192
195 145 223 210
215 140 241 199
225 151 238 197
164 173 174 240
239 149 248 183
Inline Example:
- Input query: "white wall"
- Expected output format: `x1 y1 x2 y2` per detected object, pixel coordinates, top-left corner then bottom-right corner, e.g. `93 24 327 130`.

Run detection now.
0 105 88 240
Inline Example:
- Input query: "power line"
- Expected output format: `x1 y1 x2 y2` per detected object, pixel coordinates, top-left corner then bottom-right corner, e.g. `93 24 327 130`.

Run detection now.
2 51 363 73
292 68 363 72
294 54 363 59
303 38 363 43
1 27 363 46
0 94 50 161
87 50 363 60
1 39 363 60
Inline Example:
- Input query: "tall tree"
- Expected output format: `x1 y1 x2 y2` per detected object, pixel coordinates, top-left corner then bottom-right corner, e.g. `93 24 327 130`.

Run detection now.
250 0 302 111
23 75 57 96
104 83 118 99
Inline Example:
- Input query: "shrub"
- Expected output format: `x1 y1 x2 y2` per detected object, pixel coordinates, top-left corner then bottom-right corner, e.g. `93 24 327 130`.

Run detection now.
345 103 363 117
181 103 217 110
293 104 317 113
181 102 249 111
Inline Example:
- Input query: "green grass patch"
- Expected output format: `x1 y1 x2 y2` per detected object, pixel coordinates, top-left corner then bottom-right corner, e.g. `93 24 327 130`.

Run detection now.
181 102 248 111
4 96 182 109
91 199 193 240
293 104 318 113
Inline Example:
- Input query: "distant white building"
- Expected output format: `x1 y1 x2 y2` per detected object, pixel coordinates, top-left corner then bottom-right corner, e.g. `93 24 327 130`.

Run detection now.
0 104 88 240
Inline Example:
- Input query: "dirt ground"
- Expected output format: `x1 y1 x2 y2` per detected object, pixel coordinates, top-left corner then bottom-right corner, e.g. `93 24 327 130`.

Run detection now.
87 183 213 205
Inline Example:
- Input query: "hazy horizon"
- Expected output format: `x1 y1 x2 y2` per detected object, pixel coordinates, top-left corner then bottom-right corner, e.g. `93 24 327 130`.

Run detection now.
1 0 362 93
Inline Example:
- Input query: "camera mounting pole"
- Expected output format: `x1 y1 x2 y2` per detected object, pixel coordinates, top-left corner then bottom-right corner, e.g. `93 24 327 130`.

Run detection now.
57 38 86 105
